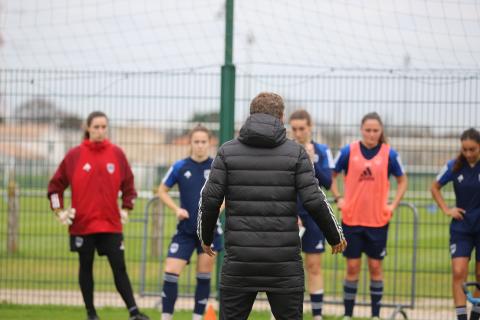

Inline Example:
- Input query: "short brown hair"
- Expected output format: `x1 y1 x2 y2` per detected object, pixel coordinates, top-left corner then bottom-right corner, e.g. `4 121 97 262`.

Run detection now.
250 92 284 119
289 109 312 126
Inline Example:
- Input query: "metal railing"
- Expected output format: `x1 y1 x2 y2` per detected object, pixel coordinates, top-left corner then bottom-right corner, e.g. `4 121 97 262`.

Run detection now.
0 68 478 319
137 196 419 319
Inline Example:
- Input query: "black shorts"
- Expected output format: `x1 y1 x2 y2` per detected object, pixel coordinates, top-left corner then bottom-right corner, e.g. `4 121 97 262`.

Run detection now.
70 233 124 256
342 223 389 260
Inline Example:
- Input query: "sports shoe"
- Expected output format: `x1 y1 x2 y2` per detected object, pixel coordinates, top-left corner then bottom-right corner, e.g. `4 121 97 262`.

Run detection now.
87 315 99 320
129 313 150 320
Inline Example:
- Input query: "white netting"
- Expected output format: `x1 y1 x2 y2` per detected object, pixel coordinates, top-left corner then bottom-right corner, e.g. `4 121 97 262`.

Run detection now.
0 0 479 71
0 0 224 70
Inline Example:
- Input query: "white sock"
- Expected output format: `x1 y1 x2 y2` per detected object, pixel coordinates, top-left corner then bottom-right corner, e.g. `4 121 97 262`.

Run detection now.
162 313 173 320
192 313 203 320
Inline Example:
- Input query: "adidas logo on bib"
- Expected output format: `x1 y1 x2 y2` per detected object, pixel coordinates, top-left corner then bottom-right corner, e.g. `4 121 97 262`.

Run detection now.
359 167 374 182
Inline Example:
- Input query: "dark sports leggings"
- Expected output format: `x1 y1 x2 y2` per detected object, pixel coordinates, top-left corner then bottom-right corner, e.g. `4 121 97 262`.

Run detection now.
78 250 137 315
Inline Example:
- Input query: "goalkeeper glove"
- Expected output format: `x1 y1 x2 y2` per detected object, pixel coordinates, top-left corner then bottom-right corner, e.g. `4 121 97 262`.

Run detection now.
55 208 76 225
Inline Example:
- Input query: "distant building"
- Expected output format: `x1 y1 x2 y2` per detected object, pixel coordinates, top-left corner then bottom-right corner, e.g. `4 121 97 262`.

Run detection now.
0 123 75 165
110 125 218 190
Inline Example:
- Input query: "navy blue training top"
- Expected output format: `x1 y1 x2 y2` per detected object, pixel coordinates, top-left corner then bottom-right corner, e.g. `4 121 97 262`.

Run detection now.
437 159 480 221
297 142 334 219
162 157 213 234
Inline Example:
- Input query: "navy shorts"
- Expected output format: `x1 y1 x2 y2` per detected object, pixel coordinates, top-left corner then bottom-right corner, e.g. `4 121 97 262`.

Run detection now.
300 214 325 253
450 224 480 261
167 227 223 263
70 233 124 256
342 223 389 260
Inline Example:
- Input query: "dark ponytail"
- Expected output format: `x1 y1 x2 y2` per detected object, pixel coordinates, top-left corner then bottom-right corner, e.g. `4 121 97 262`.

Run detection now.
453 128 480 172
361 112 387 144
83 111 108 140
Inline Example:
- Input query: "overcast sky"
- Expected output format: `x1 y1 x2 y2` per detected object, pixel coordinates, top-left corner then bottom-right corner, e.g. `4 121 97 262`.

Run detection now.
1 0 479 71
0 1 478 129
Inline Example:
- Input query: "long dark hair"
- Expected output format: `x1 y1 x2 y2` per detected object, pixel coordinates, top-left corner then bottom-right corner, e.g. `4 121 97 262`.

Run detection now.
361 112 387 144
453 128 480 172
84 111 108 140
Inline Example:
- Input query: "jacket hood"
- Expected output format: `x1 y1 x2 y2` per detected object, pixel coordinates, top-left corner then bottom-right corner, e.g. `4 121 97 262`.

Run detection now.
238 113 287 148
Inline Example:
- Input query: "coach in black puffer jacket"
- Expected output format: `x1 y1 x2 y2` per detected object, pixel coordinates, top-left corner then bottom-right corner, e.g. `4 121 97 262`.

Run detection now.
198 92 346 320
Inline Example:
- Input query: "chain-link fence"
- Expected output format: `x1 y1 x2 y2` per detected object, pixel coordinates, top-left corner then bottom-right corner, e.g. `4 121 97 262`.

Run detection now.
0 69 479 319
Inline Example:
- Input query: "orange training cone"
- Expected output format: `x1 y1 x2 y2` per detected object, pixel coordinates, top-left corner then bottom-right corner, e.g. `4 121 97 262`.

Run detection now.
204 304 217 320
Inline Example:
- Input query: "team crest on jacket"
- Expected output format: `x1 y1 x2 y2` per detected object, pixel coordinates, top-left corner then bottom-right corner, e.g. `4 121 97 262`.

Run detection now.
106 163 115 174
313 154 319 163
83 163 91 172
204 169 211 180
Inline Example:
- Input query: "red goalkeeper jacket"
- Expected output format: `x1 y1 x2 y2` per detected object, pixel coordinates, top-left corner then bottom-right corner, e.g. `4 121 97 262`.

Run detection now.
47 139 137 235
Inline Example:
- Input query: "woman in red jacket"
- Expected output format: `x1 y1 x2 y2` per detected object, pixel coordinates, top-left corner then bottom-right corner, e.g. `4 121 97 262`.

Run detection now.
48 111 149 320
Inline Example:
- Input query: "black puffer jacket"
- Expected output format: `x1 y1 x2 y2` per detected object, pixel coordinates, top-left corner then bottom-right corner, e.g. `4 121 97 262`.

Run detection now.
198 113 344 292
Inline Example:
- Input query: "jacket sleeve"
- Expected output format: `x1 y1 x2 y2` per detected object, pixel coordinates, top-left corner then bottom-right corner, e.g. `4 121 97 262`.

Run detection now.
197 148 227 246
118 148 137 210
295 146 344 246
47 158 69 210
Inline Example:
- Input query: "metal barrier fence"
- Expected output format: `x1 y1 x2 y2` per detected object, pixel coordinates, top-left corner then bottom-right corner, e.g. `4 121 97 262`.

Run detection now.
320 202 419 320
0 69 479 319
137 197 419 320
